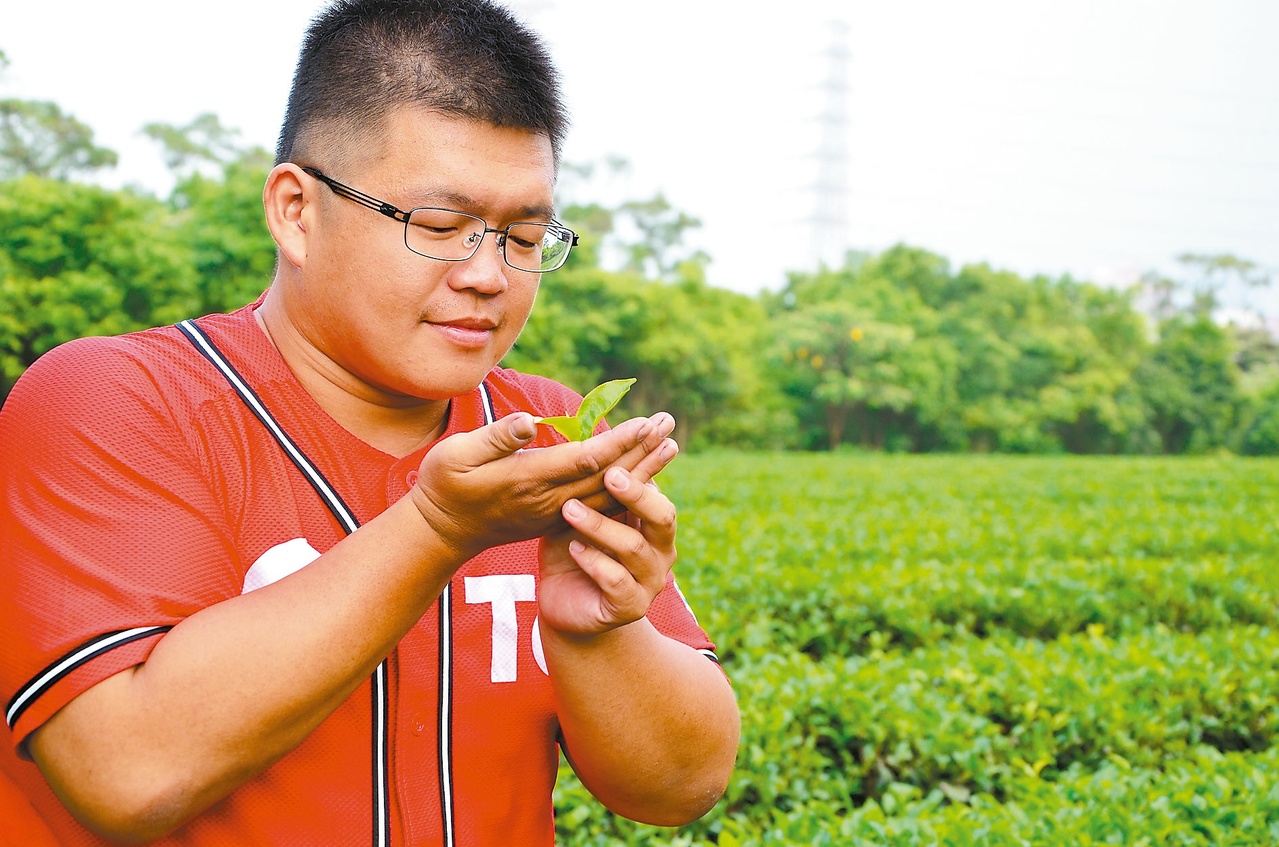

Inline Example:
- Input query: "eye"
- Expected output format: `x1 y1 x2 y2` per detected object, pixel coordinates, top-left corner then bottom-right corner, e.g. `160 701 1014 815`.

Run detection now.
505 224 548 252
407 208 478 239
507 234 541 250
404 208 486 260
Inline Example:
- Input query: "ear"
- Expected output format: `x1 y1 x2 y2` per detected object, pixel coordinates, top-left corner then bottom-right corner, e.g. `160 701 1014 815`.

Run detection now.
263 163 313 269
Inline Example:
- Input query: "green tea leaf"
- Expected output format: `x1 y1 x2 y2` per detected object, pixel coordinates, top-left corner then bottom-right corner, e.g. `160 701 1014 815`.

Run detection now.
574 378 636 433
535 414 584 441
537 377 636 442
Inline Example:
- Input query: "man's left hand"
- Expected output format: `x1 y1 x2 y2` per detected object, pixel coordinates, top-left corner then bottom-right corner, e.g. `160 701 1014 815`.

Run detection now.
537 446 678 636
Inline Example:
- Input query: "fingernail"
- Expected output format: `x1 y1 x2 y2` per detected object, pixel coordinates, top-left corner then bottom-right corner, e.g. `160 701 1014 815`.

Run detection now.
569 539 586 555
660 439 679 461
564 499 586 519
512 413 536 440
607 467 630 491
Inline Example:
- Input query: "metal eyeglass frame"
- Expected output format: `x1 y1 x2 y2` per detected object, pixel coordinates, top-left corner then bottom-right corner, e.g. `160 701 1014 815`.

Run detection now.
299 166 579 272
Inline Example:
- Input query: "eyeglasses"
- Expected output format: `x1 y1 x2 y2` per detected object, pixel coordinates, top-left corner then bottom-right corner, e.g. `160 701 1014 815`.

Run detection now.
300 167 578 273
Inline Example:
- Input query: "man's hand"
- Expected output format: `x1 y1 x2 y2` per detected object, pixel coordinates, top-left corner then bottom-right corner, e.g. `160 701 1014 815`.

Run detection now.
537 440 679 637
531 415 739 826
409 411 675 560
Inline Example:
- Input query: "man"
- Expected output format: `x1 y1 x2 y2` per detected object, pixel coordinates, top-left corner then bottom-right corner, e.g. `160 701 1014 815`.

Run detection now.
0 1 740 843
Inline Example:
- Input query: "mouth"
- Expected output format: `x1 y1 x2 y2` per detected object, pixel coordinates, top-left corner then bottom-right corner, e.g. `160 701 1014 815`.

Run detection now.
427 316 499 348
436 317 498 331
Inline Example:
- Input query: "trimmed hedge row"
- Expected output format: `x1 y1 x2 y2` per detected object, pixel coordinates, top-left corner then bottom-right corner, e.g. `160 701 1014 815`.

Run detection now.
695 553 1277 661
553 454 1279 845
724 624 1278 815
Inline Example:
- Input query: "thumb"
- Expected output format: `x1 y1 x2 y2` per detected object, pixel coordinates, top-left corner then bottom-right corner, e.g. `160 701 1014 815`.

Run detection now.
466 412 538 464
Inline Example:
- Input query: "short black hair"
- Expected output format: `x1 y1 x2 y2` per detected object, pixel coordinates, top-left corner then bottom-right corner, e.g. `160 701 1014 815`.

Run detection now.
275 0 568 170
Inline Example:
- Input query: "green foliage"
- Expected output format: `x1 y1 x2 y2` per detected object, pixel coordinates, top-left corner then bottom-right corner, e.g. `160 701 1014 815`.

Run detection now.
1135 317 1241 453
767 247 1165 454
1239 381 1279 456
141 112 248 173
0 175 198 396
0 84 1274 454
0 55 116 180
554 453 1279 844
507 267 792 450
167 153 276 314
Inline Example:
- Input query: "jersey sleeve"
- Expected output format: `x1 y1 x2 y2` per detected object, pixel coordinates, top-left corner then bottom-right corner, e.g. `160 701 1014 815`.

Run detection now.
645 572 720 665
0 336 240 750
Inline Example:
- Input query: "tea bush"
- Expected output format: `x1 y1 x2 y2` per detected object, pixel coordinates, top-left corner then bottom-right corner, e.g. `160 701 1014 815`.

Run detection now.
555 455 1279 845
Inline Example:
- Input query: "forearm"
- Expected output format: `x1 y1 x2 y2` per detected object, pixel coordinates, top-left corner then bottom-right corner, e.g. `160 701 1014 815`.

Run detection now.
30 494 461 841
27 413 665 840
543 619 740 826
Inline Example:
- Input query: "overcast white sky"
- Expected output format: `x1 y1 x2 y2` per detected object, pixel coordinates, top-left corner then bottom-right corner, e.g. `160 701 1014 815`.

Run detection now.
4 1 1278 316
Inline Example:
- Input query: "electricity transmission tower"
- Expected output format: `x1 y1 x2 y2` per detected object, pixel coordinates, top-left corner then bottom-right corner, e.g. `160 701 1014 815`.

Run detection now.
809 20 851 270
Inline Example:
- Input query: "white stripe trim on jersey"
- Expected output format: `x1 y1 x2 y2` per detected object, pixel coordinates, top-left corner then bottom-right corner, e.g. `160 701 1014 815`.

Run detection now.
373 663 390 845
5 626 170 729
177 320 387 846
175 320 359 534
438 580 455 846
180 319 498 847
479 381 496 427
438 381 493 847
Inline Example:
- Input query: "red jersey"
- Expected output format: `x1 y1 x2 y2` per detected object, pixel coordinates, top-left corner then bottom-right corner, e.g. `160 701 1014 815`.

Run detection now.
0 302 718 846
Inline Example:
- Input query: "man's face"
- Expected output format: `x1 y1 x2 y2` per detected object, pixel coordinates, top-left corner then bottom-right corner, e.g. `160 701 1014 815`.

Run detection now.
288 108 555 404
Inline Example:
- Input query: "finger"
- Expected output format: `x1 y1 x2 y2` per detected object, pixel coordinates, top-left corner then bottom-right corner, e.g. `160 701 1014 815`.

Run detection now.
445 412 538 470
574 435 678 518
627 437 679 488
602 466 677 548
561 492 673 586
520 416 654 486
564 537 643 607
608 413 676 483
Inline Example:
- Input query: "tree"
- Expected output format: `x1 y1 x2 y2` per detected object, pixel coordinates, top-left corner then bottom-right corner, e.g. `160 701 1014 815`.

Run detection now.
142 112 249 175
506 262 783 451
775 304 912 449
615 194 707 280
0 100 118 180
0 51 118 180
167 151 277 314
1134 317 1241 453
1238 381 1279 455
1138 253 1273 324
1175 252 1273 321
507 178 788 450
0 175 199 399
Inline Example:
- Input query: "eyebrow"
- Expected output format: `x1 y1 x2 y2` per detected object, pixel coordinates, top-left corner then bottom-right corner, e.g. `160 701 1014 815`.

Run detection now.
408 186 556 222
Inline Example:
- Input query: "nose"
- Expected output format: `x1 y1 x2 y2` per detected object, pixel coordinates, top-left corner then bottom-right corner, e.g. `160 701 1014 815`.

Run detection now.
448 229 509 295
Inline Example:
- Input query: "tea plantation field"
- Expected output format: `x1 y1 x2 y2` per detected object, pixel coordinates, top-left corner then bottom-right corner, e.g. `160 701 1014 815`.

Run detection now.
554 454 1279 845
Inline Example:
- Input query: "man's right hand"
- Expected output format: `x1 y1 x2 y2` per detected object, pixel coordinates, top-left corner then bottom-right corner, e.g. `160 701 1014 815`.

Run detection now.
408 411 677 560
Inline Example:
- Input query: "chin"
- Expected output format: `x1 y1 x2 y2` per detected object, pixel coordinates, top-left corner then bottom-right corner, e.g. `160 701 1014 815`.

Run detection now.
398 369 493 402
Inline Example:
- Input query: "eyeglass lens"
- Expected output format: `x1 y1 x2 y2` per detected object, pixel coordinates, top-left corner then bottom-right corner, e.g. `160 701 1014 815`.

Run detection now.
405 208 572 272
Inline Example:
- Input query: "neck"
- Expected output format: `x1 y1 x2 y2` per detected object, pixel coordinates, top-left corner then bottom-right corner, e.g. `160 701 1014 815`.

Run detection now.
254 291 451 458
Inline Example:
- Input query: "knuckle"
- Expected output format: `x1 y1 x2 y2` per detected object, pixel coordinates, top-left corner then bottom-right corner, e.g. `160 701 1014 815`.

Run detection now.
637 490 675 527
575 446 603 477
622 533 649 559
660 503 677 528
604 569 633 596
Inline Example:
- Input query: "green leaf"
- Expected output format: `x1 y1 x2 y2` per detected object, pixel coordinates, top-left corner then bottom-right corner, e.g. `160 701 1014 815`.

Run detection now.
536 414 584 441
537 377 636 441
